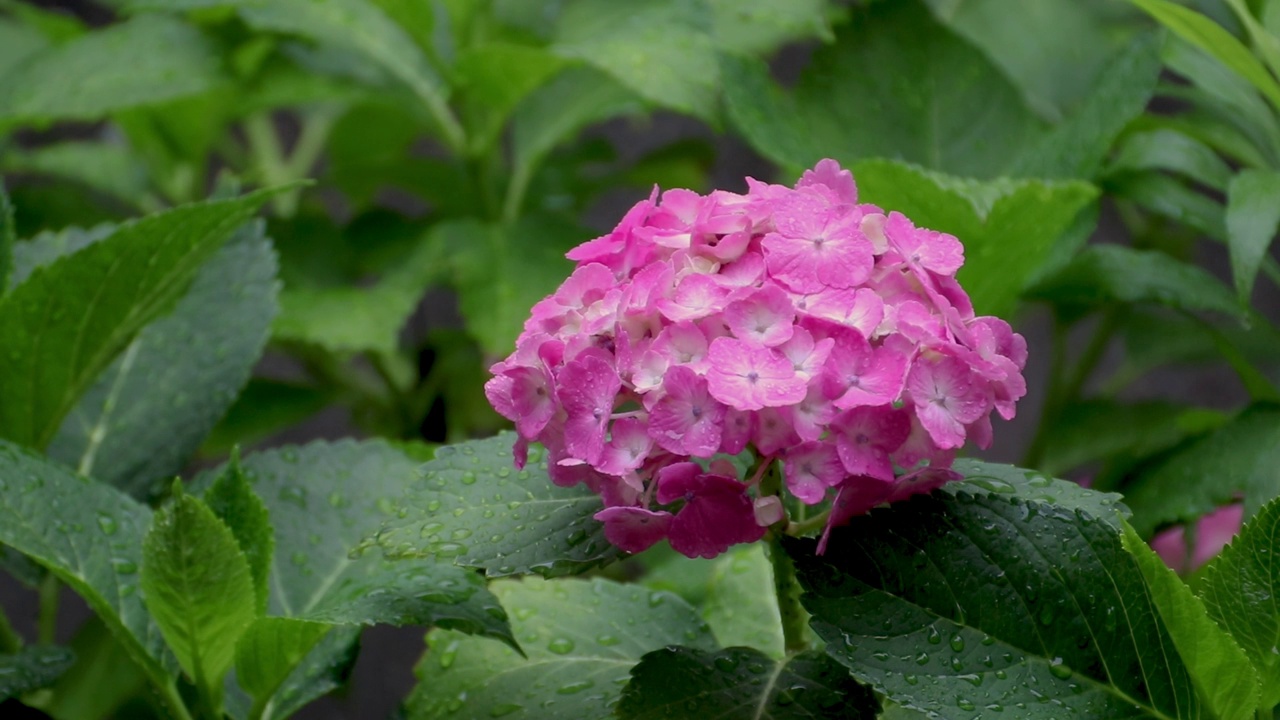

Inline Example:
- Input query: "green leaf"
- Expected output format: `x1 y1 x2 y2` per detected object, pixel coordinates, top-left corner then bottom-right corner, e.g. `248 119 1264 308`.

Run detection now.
260 625 359 720
618 646 879 719
0 187 285 450
1131 0 1280 111
701 544 785 659
1025 244 1244 319
205 455 275 614
217 441 514 644
1037 400 1228 478
1109 170 1228 241
405 577 717 720
141 489 257 697
0 15 221 124
852 160 1099 318
1124 405 1280 537
0 178 12 294
371 434 623 577
201 379 332 455
1011 32 1164 180
0 18 47 80
1227 169 1280 304
791 492 1200 718
924 0 1130 122
708 0 833 55
948 459 1131 528
1107 128 1234 192
454 43 569 156
438 215 582 356
552 0 718 121
233 617 330 704
1198 496 1280 708
0 441 175 686
1 141 154 210
789 0 1040 178
1121 524 1261 720
720 52 822 173
0 646 75 700
43 617 149 720
43 224 279 496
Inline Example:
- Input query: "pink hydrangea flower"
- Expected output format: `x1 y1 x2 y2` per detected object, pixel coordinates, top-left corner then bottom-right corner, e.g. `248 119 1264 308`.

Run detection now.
488 160 1027 559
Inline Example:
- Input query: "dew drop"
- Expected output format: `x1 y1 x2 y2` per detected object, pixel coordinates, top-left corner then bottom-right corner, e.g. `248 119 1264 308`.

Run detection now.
547 638 575 655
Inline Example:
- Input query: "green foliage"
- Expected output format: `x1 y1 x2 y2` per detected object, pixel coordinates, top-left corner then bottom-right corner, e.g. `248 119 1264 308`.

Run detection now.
1121 524 1261 720
852 159 1099 317
204 455 276 613
618 646 879 719
0 646 75 700
373 433 622 577
948 459 1131 527
0 187 285 450
405 577 716 720
701 544 785 658
791 492 1198 718
0 179 11 294
1226 169 1280 303
233 617 330 707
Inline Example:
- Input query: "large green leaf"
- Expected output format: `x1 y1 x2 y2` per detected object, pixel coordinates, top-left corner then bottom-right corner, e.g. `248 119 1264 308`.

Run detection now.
1121 525 1261 720
454 43 569 156
1025 244 1244 320
618 646 879 720
1131 0 1280 110
435 216 582 356
0 178 11 294
720 52 823 174
0 646 75 700
371 434 622 577
218 441 513 643
791 492 1199 718
708 0 832 55
852 160 1098 318
1124 405 1280 537
701 544 784 659
205 456 275 614
0 18 47 81
141 490 257 698
0 15 221 124
1198 496 1280 708
1011 32 1164 180
260 625 359 720
924 0 1129 122
784 0 1040 178
405 577 717 720
1227 169 1280 304
552 0 718 121
0 441 175 686
0 187 284 450
43 224 278 496
948 459 1130 528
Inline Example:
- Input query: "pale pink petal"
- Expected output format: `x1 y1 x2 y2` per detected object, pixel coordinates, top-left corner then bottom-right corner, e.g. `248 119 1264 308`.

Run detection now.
724 285 796 347
785 441 846 504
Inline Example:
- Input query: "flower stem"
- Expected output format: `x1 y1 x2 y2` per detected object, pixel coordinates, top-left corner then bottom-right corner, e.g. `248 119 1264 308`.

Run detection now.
785 509 832 538
37 574 59 645
766 532 809 655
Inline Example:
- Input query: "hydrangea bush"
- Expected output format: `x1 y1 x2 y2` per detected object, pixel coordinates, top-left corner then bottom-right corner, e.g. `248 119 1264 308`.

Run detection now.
486 160 1027 558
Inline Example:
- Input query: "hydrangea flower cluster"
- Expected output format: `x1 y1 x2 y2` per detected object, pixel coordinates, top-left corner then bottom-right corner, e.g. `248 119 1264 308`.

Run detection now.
486 160 1026 559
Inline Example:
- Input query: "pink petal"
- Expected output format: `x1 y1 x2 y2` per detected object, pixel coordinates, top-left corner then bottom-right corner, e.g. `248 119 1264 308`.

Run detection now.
595 507 673 554
785 441 846 504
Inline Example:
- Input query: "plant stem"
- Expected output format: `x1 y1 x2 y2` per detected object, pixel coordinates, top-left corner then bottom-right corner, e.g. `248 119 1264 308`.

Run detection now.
785 509 832 538
37 574 59 645
766 533 809 655
156 680 195 720
0 602 22 653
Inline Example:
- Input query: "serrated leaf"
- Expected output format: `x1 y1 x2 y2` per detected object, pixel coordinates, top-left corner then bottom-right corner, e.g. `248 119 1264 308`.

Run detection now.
405 577 716 720
1025 243 1244 319
618 646 879 720
0 646 75 700
1198 496 1280 708
1227 169 1280 304
1131 0 1280 110
205 456 275 613
141 490 257 696
233 617 330 703
948 459 1130 528
0 15 220 124
1012 32 1163 179
8 225 114 287
1121 524 1261 720
552 0 718 121
436 216 582 356
701 544 785 659
0 441 175 686
210 441 514 646
0 187 285 450
1125 404 1280 537
372 434 622 577
43 224 279 496
791 492 1199 718
852 160 1099 318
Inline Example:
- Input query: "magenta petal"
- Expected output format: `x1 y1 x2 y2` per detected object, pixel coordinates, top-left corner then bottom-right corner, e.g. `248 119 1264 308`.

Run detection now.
595 507 673 554
667 489 766 559
785 441 846 504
